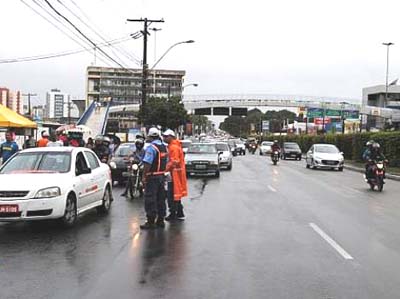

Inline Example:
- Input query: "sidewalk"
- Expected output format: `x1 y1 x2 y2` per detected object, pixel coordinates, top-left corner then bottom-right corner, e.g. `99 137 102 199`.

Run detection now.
345 161 400 182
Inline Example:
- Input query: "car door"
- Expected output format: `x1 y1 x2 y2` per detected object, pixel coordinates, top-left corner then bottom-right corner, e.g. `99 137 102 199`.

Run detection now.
74 151 95 209
84 150 104 203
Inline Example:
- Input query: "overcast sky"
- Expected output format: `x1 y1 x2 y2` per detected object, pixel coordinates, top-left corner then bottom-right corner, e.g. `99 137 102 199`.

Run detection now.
1 0 400 105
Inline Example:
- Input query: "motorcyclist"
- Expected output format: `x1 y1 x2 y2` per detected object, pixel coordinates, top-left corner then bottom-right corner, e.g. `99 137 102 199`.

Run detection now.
365 142 387 179
271 140 281 155
362 140 375 161
121 139 145 197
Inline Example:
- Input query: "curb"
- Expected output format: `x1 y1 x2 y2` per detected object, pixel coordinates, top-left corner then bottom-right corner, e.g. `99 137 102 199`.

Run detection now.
344 164 400 182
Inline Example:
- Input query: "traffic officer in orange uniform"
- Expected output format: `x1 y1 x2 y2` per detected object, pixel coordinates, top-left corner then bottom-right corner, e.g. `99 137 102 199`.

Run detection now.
162 129 188 221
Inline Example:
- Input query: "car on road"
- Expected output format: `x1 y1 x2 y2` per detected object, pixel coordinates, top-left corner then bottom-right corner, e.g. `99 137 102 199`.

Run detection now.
181 139 192 155
216 142 233 170
109 143 136 184
281 142 302 160
227 139 239 156
185 143 221 177
259 141 273 155
0 147 113 227
305 144 344 171
234 139 246 155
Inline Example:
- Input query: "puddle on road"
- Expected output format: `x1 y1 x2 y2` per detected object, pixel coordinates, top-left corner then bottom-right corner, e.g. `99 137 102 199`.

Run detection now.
189 178 208 200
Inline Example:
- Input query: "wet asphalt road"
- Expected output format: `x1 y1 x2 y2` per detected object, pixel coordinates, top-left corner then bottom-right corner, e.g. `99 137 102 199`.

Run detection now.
2 154 400 298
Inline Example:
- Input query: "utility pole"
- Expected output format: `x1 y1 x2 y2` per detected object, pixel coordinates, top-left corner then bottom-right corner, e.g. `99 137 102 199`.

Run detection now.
383 42 394 107
149 28 162 94
127 18 164 125
22 93 37 116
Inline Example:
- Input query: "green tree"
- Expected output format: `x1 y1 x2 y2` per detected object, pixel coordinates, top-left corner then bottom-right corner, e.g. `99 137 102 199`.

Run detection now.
138 96 188 130
189 115 212 134
219 115 247 137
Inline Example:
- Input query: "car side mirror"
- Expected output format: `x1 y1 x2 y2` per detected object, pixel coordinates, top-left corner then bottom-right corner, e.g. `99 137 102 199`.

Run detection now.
218 151 223 155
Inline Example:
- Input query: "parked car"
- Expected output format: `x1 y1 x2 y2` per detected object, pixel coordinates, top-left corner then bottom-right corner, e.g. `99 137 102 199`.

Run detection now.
305 144 344 171
0 147 113 227
281 142 302 160
259 141 273 155
109 143 136 184
216 142 233 170
185 143 221 177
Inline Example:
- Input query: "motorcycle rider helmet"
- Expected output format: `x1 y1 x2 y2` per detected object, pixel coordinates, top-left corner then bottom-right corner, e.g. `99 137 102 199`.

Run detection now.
136 133 145 140
102 136 111 145
94 135 104 145
372 142 380 150
135 138 144 151
366 140 375 148
273 140 279 145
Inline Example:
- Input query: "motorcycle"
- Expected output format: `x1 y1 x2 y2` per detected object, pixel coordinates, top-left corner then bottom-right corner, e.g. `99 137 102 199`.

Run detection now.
365 160 387 192
271 151 280 165
249 143 257 155
123 158 144 198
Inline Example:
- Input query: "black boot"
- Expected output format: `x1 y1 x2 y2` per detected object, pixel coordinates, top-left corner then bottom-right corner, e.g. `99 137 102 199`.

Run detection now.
165 212 177 222
140 217 156 230
176 208 185 220
156 217 165 228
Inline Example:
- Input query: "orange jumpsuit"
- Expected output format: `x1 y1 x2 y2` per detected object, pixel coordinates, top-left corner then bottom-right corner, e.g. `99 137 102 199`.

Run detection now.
166 139 188 200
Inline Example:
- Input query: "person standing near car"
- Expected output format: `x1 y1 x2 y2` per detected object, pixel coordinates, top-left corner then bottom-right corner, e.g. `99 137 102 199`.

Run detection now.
1 131 19 164
140 128 168 230
162 129 188 221
37 131 49 147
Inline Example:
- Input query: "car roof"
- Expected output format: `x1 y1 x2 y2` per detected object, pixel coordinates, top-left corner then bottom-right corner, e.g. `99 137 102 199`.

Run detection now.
314 143 336 146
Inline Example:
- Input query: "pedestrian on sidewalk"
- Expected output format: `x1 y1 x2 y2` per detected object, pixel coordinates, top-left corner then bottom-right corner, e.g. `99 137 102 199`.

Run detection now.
140 128 169 230
162 129 188 221
1 131 19 164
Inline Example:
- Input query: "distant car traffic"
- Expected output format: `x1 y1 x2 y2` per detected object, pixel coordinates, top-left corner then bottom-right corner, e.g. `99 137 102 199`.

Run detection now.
305 144 344 171
0 147 113 227
216 142 233 170
185 143 221 177
259 141 273 155
109 143 136 184
227 140 239 156
234 140 246 155
281 142 302 160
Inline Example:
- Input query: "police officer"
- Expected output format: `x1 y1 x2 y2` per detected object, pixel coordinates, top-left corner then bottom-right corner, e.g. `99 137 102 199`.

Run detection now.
140 128 169 229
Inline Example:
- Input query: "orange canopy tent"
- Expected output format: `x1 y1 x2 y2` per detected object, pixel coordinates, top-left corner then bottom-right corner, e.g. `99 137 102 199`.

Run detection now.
0 104 37 128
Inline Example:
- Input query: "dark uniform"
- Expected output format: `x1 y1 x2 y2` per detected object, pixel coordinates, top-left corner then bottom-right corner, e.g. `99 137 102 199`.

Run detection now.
142 139 168 226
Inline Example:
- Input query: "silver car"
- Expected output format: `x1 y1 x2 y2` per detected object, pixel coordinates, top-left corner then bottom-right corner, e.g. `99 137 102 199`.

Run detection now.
305 144 344 171
216 142 233 170
185 143 221 177
259 141 273 155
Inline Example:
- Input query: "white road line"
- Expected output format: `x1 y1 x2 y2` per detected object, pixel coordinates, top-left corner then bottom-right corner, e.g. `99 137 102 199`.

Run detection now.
309 223 354 260
268 185 277 192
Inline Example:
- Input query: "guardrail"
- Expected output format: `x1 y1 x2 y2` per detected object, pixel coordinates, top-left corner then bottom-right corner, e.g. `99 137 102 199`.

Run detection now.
77 101 96 125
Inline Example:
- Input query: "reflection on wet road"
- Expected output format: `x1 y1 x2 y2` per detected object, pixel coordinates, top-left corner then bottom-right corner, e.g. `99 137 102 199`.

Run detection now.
2 155 400 298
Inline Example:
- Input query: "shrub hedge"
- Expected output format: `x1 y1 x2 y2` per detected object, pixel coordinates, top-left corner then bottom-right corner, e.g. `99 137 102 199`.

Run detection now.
263 132 400 167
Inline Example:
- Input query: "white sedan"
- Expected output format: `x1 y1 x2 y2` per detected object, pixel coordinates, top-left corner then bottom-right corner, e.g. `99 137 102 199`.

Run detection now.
0 147 113 227
259 141 273 155
305 144 344 171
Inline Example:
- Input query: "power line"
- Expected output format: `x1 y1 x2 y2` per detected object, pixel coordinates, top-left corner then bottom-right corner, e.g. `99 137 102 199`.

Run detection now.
55 0 130 67
0 36 132 64
20 0 112 67
42 0 129 69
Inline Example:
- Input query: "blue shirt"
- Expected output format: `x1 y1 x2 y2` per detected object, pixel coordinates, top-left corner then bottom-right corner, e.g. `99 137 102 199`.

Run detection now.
1 141 18 162
143 139 163 165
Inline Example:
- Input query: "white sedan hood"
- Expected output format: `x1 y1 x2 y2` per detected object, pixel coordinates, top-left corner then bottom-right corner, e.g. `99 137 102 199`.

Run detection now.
0 173 71 193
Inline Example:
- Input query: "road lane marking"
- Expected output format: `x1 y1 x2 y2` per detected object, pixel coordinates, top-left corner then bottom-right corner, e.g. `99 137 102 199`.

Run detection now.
309 223 354 260
268 185 277 192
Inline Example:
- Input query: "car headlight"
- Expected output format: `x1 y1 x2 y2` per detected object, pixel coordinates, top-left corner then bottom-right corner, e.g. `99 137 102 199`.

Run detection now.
210 161 218 165
109 161 117 169
132 164 139 170
186 161 192 165
34 187 61 199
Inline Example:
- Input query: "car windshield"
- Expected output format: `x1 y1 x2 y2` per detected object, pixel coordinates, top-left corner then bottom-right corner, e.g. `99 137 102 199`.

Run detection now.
188 144 217 154
284 143 300 150
0 152 71 174
115 145 135 157
262 142 273 146
315 145 339 154
216 143 229 151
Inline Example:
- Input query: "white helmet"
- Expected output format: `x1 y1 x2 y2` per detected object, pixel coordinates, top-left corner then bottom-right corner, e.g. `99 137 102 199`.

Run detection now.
162 129 176 137
148 127 160 137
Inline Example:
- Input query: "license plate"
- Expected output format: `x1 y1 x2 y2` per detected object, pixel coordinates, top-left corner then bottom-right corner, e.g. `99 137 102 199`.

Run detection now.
327 161 336 165
0 205 19 213
195 165 207 170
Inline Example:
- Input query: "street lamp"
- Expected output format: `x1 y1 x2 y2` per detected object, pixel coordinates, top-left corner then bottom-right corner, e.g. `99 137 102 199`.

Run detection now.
183 83 199 89
383 42 394 106
150 40 195 70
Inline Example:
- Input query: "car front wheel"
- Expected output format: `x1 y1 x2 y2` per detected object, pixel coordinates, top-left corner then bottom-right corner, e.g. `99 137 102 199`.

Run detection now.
60 195 77 227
